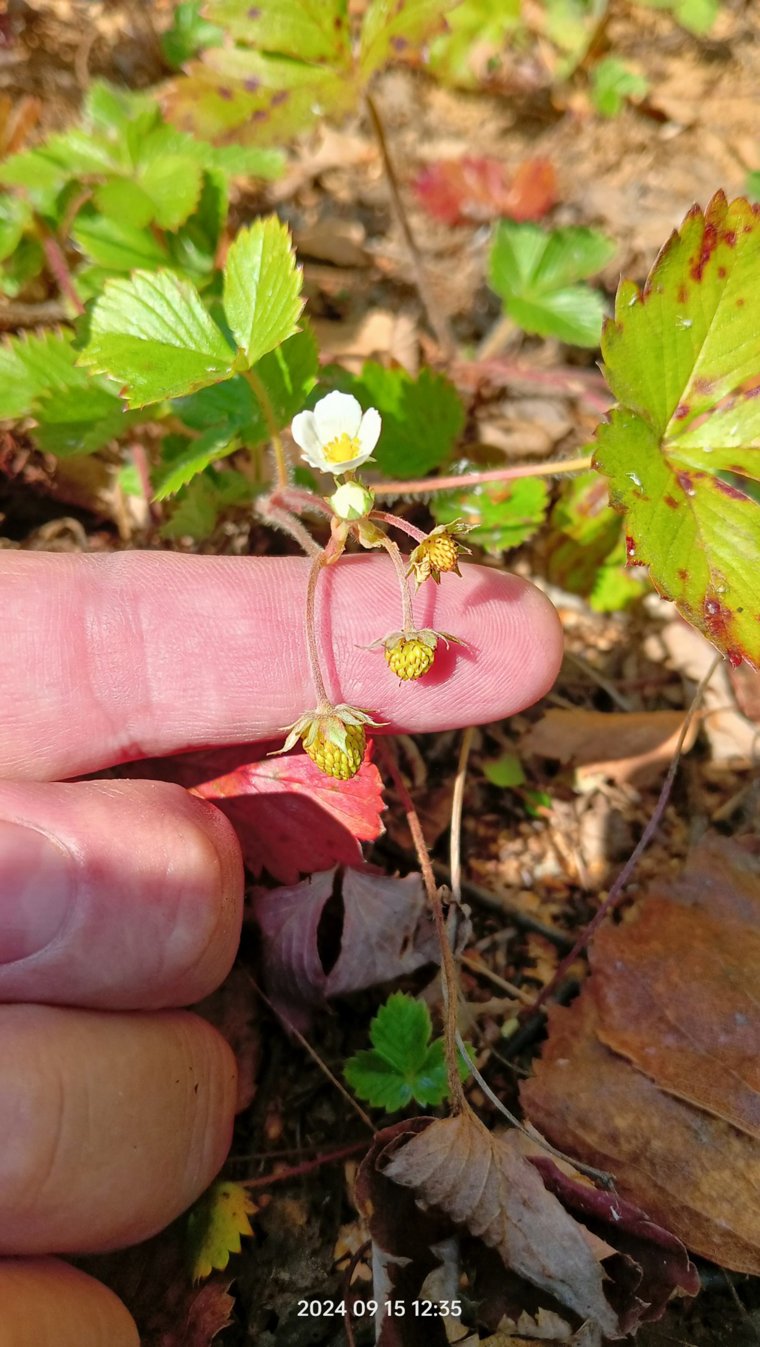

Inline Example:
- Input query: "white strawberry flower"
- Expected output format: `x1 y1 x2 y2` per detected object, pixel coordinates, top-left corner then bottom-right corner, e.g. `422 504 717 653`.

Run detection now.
291 391 381 477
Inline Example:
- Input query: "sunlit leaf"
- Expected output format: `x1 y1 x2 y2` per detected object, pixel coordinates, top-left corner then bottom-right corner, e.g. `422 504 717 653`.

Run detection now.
79 269 235 407
434 473 549 553
489 220 615 347
0 329 79 419
594 192 760 666
222 216 303 367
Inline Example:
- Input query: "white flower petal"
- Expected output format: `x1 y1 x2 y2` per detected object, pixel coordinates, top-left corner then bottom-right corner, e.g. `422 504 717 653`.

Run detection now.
357 406 381 455
291 410 321 456
300 444 332 472
314 390 362 443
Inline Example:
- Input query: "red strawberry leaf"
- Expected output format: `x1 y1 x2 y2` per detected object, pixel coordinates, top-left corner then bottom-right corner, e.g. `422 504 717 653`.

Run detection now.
193 749 385 884
413 156 556 227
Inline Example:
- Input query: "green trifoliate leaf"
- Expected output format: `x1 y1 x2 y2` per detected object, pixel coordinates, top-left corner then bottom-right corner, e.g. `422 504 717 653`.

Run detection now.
72 209 169 270
434 473 549 553
427 0 521 89
590 57 648 118
153 425 240 499
222 216 303 368
0 236 44 298
344 993 450 1111
360 0 450 79
0 194 32 262
161 0 225 68
489 220 616 347
636 0 718 34
172 328 318 462
594 192 760 667
135 155 204 231
33 382 139 457
79 270 235 407
0 330 80 419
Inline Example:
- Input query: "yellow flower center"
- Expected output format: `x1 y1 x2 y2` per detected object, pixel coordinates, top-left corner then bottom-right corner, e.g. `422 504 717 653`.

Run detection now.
323 432 361 464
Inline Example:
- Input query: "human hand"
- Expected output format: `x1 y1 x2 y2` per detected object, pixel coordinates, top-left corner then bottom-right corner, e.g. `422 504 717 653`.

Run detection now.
0 549 562 1345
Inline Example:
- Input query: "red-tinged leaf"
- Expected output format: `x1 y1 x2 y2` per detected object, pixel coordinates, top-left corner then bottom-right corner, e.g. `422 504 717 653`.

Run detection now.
413 156 557 227
173 1280 236 1346
528 1154 699 1334
251 865 440 1029
193 750 385 884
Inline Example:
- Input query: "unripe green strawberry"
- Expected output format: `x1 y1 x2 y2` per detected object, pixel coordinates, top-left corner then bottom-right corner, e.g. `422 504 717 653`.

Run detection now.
278 703 378 780
385 636 436 681
304 722 366 779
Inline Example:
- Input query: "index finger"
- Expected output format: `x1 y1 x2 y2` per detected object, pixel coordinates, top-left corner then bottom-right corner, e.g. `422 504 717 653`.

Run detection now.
2 550 562 780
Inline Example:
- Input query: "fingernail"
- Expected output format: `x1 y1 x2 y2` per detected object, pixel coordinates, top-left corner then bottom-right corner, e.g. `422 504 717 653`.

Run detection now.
0 821 75 962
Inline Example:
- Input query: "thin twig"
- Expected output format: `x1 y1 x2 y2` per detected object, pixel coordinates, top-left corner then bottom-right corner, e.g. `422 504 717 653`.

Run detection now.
247 972 375 1132
460 954 535 1006
376 740 466 1112
450 727 474 905
455 1031 614 1188
365 91 456 360
524 651 722 1019
38 230 84 316
374 454 593 499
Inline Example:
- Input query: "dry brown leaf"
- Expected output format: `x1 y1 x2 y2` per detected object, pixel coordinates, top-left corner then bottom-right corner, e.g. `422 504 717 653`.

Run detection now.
522 710 698 788
522 995 760 1274
645 619 758 764
382 1113 619 1337
591 897 760 1139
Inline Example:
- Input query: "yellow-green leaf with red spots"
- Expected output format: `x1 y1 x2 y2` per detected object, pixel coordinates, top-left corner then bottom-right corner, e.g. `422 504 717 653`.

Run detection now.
593 192 760 668
187 1180 256 1283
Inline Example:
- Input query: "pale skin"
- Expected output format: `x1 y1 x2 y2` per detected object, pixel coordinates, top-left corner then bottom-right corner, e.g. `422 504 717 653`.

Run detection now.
0 550 563 1345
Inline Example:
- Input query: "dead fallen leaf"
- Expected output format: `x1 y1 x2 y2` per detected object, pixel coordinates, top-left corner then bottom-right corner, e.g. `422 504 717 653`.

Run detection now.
251 865 440 1028
355 1118 457 1347
522 709 698 788
590 897 760 1140
521 995 760 1274
382 1113 619 1337
295 218 369 268
645 618 758 764
413 157 557 227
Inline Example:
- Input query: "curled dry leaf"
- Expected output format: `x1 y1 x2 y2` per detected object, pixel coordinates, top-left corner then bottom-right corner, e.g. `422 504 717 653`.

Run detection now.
251 866 441 1029
382 1113 619 1337
522 834 760 1272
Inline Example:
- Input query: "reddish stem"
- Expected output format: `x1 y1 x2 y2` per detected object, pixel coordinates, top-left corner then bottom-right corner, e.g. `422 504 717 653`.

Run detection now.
240 1140 367 1192
39 231 85 316
370 510 426 544
374 453 592 499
